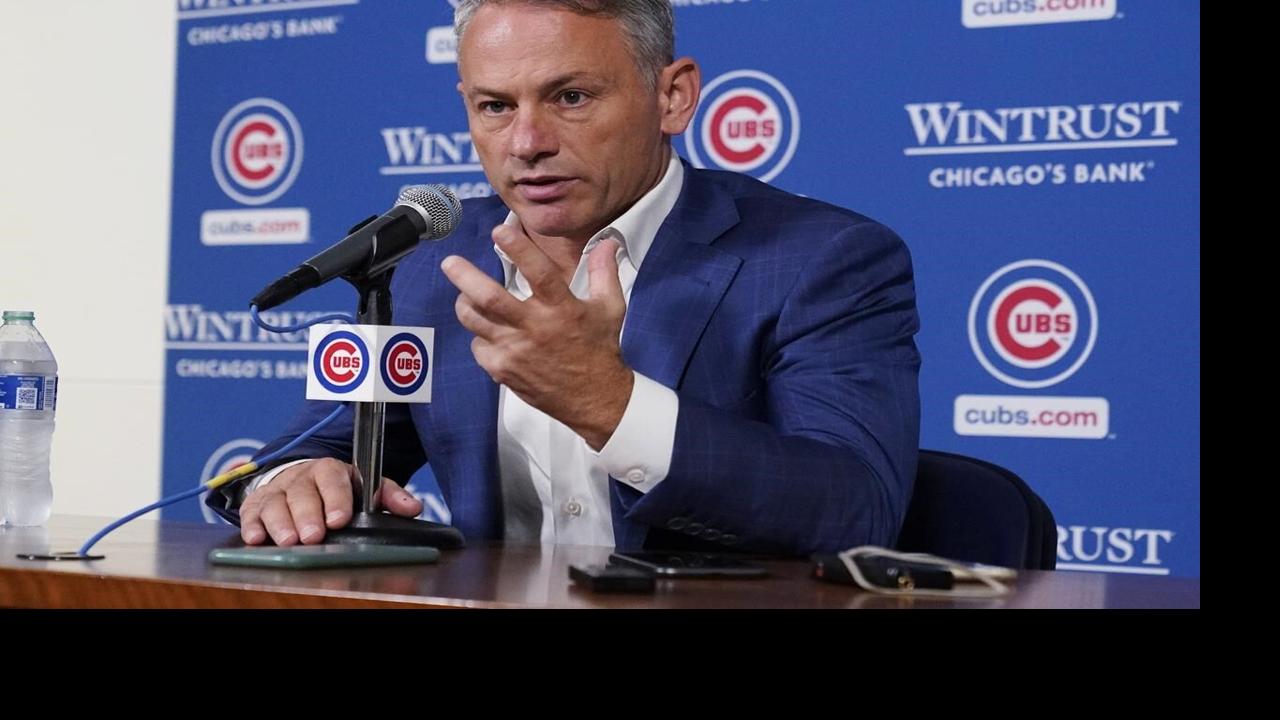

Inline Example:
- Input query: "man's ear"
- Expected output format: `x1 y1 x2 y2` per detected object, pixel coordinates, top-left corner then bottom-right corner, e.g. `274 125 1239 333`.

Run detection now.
658 58 701 136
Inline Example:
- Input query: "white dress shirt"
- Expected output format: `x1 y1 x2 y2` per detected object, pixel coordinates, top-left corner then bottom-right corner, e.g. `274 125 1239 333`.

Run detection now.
496 154 684 546
249 155 684 548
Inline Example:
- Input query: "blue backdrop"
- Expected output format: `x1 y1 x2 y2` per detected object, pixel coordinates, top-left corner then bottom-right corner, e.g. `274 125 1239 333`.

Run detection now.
163 0 1200 577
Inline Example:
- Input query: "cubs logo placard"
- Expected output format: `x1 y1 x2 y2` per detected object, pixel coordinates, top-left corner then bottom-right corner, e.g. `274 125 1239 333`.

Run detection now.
306 325 433 402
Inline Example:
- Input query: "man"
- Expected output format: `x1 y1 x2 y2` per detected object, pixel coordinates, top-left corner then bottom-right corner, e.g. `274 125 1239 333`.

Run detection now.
208 0 921 556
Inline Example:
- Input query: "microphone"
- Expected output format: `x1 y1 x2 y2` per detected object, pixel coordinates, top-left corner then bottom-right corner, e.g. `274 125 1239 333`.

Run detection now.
250 184 462 311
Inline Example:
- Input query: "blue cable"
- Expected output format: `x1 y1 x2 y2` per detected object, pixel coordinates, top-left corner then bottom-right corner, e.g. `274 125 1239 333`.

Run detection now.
73 305 357 557
250 305 354 333
76 403 350 558
75 485 209 558
252 404 350 467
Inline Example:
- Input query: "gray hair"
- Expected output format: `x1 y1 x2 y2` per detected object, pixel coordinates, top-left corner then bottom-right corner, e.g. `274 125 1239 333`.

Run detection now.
454 0 675 90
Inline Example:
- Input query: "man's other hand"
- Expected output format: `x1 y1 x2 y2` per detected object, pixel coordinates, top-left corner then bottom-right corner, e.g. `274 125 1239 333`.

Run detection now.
239 458 423 546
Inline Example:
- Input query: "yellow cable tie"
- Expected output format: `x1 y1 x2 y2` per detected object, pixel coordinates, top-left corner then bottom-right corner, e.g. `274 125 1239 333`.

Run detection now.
205 461 260 490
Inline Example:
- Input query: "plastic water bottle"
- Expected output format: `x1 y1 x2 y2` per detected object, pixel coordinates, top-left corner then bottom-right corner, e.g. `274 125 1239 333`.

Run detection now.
0 310 57 526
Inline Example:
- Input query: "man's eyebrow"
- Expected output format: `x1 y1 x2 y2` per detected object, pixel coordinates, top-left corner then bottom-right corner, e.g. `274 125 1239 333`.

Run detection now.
467 72 610 98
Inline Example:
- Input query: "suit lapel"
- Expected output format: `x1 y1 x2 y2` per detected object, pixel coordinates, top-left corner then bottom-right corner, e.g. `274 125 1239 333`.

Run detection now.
622 168 743 389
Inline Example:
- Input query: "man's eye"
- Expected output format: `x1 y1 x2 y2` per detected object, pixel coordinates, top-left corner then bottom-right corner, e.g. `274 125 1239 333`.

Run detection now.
479 101 508 114
559 91 586 106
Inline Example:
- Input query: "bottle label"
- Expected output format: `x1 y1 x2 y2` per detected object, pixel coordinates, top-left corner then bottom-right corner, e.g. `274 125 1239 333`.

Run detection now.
0 375 57 411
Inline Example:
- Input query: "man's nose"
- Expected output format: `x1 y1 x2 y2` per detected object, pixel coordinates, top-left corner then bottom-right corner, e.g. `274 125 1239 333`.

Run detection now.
509 106 559 163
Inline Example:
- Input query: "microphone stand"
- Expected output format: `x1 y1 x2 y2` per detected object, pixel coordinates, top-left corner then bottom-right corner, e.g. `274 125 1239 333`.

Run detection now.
323 267 464 549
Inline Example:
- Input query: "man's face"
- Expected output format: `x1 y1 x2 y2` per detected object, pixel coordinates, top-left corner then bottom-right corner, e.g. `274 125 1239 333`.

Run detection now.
457 3 671 242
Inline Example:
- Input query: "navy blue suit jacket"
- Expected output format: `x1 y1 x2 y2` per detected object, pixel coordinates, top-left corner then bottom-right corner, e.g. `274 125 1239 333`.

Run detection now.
209 164 921 555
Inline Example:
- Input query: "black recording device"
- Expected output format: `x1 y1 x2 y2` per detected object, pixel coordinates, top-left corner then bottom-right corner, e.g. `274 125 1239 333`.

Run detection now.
811 553 955 590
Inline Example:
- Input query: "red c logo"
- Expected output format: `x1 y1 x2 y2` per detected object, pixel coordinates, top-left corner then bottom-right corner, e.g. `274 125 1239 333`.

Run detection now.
710 95 772 164
321 340 361 383
386 342 422 386
994 286 1063 362
231 120 282 182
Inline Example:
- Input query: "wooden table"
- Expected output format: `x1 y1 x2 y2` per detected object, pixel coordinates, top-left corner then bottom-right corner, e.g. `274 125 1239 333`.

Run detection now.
0 516 1200 609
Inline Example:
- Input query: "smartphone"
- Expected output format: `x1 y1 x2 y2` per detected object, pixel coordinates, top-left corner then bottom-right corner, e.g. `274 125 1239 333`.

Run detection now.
568 564 656 593
608 551 769 578
208 544 441 569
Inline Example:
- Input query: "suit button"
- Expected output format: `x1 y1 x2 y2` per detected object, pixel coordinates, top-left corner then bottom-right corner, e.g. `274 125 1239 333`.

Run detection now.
720 534 740 546
667 516 689 531
685 522 705 535
700 528 722 542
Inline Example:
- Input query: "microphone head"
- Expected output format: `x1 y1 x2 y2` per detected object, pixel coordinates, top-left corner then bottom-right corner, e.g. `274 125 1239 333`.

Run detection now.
397 184 463 240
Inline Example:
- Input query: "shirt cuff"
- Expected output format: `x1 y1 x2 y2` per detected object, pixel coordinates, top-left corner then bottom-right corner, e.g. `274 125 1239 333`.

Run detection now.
595 371 678 494
239 458 316 503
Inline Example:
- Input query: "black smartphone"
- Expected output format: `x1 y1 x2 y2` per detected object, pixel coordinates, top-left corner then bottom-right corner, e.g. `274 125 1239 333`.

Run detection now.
568 564 656 593
608 551 768 578
208 544 441 569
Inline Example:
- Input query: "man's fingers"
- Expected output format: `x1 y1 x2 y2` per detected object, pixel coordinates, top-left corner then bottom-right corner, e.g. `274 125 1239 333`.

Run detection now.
587 238 625 318
442 255 526 325
455 293 506 340
284 478 328 544
378 478 424 518
257 493 301 546
239 460 356 545
493 223 572 305
312 461 355 529
240 498 268 545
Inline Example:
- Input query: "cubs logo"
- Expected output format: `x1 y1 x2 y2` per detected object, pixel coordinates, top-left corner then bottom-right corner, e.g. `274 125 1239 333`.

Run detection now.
211 98 304 206
968 260 1098 389
313 330 370 393
684 69 800 183
379 332 429 396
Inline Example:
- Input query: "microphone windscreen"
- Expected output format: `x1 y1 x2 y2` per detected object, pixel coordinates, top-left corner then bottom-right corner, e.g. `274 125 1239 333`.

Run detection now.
398 184 462 240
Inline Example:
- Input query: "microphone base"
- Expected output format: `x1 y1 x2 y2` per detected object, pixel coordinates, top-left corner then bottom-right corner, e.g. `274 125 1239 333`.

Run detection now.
324 512 465 549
